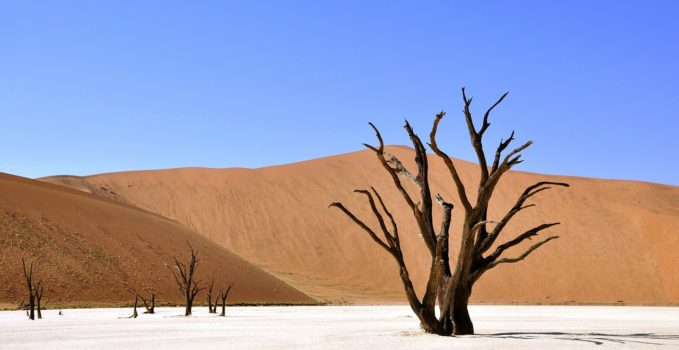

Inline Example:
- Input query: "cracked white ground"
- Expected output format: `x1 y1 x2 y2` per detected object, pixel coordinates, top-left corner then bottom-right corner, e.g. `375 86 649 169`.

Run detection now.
1 305 678 349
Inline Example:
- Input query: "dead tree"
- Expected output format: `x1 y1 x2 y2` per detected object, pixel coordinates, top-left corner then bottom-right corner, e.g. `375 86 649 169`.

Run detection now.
217 285 233 317
140 292 156 314
168 241 204 316
35 282 44 319
21 258 36 320
331 88 569 335
128 295 139 318
206 275 216 313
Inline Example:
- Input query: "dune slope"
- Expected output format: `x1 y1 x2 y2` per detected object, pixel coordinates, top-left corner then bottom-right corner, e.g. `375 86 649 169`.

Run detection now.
42 147 679 304
0 173 314 307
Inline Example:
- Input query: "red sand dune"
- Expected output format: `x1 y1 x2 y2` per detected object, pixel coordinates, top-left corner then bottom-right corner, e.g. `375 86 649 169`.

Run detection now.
0 173 314 307
40 147 679 305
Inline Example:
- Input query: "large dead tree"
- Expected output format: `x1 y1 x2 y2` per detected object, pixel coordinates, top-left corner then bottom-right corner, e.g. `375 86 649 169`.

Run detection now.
331 88 568 335
168 241 204 316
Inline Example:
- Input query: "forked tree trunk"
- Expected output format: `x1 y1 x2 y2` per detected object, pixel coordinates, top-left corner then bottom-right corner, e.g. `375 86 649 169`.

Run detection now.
218 285 233 317
35 285 44 319
141 293 155 314
207 275 216 313
331 88 569 335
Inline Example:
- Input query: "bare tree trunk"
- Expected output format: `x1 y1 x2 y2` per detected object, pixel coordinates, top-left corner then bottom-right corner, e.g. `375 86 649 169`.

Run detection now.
129 295 139 318
449 281 473 335
35 284 44 319
332 88 569 335
207 275 215 313
185 291 193 316
218 285 233 317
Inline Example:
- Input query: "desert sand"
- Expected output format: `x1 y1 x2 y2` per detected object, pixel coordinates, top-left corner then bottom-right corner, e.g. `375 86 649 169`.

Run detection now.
1 305 678 349
40 147 679 305
0 173 314 307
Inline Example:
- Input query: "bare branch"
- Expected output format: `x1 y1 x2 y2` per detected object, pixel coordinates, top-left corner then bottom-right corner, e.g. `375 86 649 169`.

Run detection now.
478 181 569 253
501 141 532 171
486 236 559 269
364 123 420 217
491 130 515 173
330 202 393 253
486 222 560 263
364 122 385 153
354 189 397 249
385 153 417 184
167 264 186 294
429 111 472 211
371 187 399 244
461 87 490 183
480 92 508 136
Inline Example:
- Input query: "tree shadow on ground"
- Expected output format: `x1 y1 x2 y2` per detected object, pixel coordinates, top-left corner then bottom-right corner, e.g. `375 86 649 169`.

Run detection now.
477 332 679 346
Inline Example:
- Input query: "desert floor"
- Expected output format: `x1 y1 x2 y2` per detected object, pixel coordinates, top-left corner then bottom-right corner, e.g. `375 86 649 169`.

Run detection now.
1 305 678 349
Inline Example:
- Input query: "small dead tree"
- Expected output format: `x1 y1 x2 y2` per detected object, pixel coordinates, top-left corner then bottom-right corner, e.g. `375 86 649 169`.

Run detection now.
206 275 216 313
168 241 204 316
331 88 569 335
140 292 156 314
128 295 139 318
35 282 44 319
217 284 233 317
21 258 36 321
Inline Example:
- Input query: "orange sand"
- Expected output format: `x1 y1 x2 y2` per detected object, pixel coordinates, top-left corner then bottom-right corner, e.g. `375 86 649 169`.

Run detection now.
0 173 314 307
39 147 679 305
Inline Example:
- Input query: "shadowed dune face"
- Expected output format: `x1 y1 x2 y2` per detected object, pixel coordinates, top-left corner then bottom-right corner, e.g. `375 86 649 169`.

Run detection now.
42 147 679 305
0 173 314 307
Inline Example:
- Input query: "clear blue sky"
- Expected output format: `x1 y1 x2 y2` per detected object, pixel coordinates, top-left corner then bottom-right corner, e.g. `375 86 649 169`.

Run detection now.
1 1 677 185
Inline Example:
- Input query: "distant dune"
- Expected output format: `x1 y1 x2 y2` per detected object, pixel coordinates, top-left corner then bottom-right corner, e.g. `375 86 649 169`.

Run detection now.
40 147 679 305
0 173 314 307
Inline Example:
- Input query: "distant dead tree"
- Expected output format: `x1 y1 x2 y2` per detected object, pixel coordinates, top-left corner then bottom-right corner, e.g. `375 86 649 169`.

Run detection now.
206 275 216 313
217 284 234 317
128 295 139 318
168 241 204 316
139 292 156 314
35 282 44 319
21 258 37 320
331 88 569 335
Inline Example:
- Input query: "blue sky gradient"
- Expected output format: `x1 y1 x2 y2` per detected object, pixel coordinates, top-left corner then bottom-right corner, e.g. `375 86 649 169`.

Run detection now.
1 1 677 185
